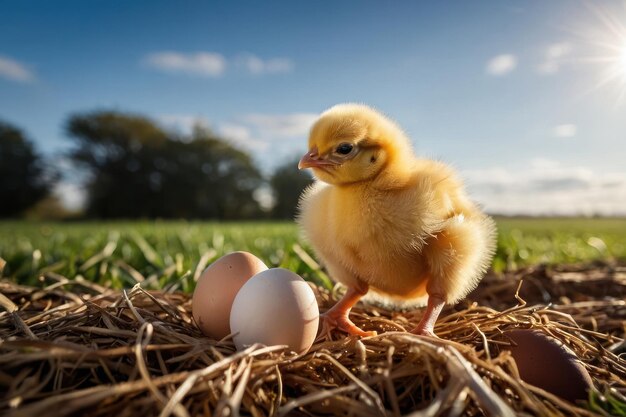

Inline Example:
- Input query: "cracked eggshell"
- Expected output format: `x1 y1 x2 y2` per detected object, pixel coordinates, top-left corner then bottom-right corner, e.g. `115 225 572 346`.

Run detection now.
192 252 267 340
230 268 319 354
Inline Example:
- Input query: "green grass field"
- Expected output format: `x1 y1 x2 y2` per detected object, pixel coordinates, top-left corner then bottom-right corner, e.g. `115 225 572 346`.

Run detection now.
0 218 624 290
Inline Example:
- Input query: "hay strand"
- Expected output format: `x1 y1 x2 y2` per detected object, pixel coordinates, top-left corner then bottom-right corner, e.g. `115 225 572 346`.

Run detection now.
1 262 624 416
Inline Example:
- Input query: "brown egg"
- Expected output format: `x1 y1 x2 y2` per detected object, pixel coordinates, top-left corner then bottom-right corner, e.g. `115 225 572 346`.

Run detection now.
192 251 268 339
504 329 593 403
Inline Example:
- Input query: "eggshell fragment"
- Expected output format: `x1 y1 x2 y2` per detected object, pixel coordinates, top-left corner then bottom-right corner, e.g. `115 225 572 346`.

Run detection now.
504 329 593 403
230 268 319 354
192 252 267 340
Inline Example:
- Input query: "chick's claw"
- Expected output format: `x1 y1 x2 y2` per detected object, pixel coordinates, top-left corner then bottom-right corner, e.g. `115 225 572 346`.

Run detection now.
319 311 377 338
410 325 439 339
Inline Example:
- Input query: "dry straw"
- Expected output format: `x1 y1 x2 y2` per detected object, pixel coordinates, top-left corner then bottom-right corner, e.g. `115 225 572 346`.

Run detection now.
0 262 624 416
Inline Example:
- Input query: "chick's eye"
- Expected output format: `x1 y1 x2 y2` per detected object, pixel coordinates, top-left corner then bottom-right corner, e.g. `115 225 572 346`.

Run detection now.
336 143 353 155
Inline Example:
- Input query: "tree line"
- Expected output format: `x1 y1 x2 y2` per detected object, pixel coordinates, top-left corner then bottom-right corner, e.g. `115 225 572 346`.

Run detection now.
0 111 312 220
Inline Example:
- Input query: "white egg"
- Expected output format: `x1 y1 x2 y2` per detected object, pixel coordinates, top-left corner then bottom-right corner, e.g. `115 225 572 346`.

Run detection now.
230 268 319 354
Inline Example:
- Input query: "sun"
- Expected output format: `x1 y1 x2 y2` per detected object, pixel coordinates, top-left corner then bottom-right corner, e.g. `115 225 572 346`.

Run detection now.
602 37 626 103
574 3 626 106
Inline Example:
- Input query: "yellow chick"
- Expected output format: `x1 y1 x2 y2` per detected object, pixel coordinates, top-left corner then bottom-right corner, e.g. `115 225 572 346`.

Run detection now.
297 103 496 337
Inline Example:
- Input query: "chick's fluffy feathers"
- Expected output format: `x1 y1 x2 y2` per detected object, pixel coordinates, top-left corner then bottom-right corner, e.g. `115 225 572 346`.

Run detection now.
298 104 496 306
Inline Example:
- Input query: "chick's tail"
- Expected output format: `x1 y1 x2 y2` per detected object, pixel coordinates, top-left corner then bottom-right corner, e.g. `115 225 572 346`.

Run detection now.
423 213 497 304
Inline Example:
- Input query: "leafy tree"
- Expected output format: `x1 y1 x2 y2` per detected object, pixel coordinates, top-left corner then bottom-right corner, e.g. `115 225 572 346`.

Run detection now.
270 156 313 219
67 111 263 219
0 121 54 217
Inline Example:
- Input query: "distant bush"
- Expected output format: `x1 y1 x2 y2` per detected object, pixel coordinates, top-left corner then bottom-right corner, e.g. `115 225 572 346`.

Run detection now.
0 121 56 218
66 111 264 219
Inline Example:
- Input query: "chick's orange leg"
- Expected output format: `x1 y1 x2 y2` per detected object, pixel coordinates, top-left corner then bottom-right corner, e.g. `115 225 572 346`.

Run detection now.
410 293 446 337
320 284 377 337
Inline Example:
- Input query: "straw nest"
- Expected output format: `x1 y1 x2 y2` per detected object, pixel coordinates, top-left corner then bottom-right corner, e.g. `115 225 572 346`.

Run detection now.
0 262 624 417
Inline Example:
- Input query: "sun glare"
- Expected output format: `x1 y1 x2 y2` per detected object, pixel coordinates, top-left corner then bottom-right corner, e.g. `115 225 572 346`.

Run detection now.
620 41 626 73
570 2 626 105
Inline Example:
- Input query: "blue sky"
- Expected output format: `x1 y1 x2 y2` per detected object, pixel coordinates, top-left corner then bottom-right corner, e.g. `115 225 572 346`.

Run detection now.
1 0 626 215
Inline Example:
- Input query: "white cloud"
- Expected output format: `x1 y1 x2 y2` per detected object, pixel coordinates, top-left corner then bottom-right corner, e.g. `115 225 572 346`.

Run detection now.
463 158 626 216
219 123 268 150
537 42 573 75
0 55 36 83
158 114 210 135
485 54 518 76
151 112 317 168
144 52 226 77
153 111 317 152
144 51 295 77
553 123 577 138
216 113 318 168
242 113 318 137
236 54 294 74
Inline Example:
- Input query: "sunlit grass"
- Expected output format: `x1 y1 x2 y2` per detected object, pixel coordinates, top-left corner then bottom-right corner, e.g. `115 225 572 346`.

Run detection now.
493 217 626 271
0 218 624 290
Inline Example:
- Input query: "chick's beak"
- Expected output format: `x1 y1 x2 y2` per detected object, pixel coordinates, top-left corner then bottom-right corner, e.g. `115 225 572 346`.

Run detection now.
298 146 337 170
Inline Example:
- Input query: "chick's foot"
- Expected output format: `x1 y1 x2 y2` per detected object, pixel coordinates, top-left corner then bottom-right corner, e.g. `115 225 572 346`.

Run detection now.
410 293 445 338
319 311 377 338
410 324 439 338
317 284 377 338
